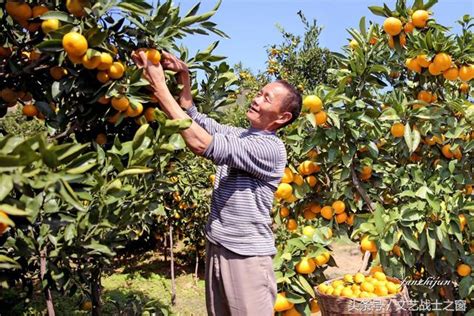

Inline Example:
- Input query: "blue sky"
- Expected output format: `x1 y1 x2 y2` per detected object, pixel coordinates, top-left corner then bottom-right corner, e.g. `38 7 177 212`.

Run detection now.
175 0 473 73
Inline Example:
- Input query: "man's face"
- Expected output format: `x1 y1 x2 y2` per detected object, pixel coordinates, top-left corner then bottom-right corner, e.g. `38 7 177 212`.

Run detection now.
246 82 292 131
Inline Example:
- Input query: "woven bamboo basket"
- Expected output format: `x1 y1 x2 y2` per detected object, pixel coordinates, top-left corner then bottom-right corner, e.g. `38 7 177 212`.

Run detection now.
314 276 412 316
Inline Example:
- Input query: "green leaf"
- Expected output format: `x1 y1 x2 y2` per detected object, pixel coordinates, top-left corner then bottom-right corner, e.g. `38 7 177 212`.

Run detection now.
402 227 420 250
0 204 28 216
36 39 63 52
117 167 153 177
459 276 473 298
0 174 13 201
168 134 186 150
426 229 436 259
40 11 75 23
0 255 21 269
84 240 116 256
374 204 385 234
298 275 315 298
368 6 387 17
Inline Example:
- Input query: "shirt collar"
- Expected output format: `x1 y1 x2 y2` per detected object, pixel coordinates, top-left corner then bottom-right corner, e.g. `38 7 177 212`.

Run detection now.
247 127 276 135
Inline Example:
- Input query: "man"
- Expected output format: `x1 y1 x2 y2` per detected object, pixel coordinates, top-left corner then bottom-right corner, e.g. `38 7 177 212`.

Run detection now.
133 51 302 315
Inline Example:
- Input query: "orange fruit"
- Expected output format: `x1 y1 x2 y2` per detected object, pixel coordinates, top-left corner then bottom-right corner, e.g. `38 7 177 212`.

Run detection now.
96 71 110 83
298 160 318 176
441 144 453 159
332 200 345 214
66 0 89 17
412 10 429 28
369 37 377 45
303 95 323 113
387 35 395 49
315 111 327 125
68 53 83 64
361 235 377 252
374 284 389 296
97 52 113 70
296 257 316 274
391 123 405 138
107 111 122 124
464 185 473 195
111 96 129 112
320 206 334 220
41 19 60 33
274 292 294 312
459 214 467 231
49 66 67 80
417 90 432 103
428 62 442 76
310 203 321 214
62 32 88 57
416 55 431 68
399 32 406 47
456 264 471 277
144 107 156 122
361 165 372 175
303 209 316 220
443 67 458 81
280 207 290 217
125 102 143 118
433 53 452 72
7 2 32 21
335 212 348 224
32 5 49 17
404 21 414 33
0 211 10 235
97 96 110 105
346 213 355 226
405 58 421 73
383 17 403 36
146 49 161 64
292 174 304 186
305 175 317 187
95 133 107 145
310 300 320 313
1 88 17 103
281 167 294 183
108 61 125 79
460 82 469 93
275 183 293 199
459 65 471 82
82 54 101 69
286 219 297 231
22 103 39 117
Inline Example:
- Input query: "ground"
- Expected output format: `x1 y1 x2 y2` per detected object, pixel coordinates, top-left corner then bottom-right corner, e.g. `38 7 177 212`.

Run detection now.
14 240 362 315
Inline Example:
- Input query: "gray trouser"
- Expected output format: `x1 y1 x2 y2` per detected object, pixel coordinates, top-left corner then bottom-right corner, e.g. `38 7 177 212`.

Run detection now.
205 241 277 316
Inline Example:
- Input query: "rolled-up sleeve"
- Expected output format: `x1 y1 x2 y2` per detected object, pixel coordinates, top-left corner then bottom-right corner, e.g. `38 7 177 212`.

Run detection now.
203 133 285 181
187 105 243 135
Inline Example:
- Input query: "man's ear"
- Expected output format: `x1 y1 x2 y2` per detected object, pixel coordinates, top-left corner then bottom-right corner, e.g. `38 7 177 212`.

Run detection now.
275 112 292 126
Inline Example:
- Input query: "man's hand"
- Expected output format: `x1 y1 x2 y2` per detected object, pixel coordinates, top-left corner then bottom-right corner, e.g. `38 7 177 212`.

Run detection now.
132 50 168 98
160 51 189 73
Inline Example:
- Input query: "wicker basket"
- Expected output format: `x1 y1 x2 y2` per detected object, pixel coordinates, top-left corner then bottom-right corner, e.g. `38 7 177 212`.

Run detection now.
314 276 412 316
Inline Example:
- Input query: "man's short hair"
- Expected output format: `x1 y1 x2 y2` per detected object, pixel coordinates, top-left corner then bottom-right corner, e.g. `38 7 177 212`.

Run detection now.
275 80 302 129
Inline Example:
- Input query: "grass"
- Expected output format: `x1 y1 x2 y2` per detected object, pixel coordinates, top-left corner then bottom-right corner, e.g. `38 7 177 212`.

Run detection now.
4 250 207 316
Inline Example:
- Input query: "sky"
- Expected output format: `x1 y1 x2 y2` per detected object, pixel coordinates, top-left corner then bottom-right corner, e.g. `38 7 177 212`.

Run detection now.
173 0 473 73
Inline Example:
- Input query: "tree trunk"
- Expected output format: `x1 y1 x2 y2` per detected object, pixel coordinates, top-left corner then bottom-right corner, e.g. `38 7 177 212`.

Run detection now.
91 266 102 316
169 225 176 306
40 249 56 316
194 244 199 283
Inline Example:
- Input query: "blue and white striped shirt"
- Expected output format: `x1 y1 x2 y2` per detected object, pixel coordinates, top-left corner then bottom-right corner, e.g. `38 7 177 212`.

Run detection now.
187 105 287 256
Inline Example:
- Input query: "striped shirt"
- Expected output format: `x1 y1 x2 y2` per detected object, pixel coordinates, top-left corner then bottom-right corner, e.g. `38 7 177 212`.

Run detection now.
187 105 287 256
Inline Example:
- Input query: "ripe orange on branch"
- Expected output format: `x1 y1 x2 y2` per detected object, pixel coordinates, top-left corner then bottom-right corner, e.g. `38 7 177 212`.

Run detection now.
383 17 403 36
62 32 88 57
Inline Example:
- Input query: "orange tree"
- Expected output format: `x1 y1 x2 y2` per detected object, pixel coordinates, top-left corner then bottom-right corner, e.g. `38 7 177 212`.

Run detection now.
238 1 473 314
0 0 238 314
